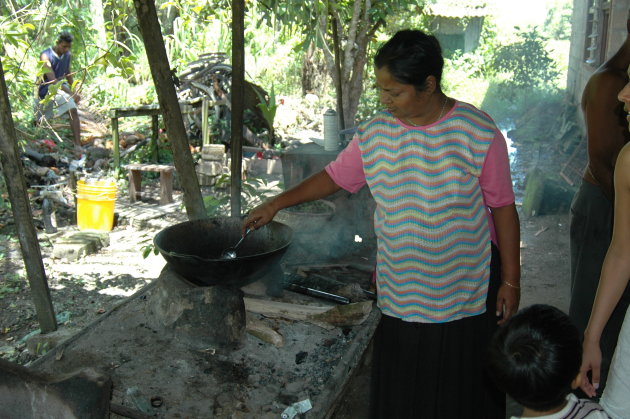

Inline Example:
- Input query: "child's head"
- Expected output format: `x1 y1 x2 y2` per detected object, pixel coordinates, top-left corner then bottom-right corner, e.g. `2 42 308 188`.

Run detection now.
486 304 582 412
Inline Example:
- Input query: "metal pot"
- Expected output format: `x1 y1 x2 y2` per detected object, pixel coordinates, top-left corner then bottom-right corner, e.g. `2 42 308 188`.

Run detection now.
153 217 292 287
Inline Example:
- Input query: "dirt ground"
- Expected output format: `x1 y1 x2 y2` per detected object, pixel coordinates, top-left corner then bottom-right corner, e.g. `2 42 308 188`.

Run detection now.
0 117 575 419
0 147 573 361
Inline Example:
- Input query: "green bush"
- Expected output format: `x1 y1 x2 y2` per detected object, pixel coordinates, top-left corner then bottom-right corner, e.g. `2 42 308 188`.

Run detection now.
490 27 560 91
480 80 565 134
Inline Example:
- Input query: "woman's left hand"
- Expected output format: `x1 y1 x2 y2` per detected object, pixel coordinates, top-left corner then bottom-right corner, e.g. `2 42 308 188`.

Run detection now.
495 282 520 325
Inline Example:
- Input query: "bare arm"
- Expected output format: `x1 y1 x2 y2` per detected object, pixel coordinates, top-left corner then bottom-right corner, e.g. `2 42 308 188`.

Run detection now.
244 170 341 231
583 72 628 200
580 143 630 396
489 203 521 325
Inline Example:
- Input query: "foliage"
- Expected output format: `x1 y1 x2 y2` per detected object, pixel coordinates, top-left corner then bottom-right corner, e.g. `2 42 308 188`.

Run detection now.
254 85 278 128
490 27 560 91
0 0 144 144
256 0 421 126
480 81 564 132
141 239 159 259
0 274 24 299
543 0 573 41
203 174 281 217
254 84 278 144
1 0 572 154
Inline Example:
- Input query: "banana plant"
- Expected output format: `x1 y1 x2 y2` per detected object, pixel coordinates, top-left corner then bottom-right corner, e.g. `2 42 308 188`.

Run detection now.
253 84 278 147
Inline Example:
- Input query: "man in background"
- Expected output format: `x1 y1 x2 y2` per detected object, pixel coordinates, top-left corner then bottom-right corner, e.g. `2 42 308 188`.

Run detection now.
36 31 82 156
569 11 630 397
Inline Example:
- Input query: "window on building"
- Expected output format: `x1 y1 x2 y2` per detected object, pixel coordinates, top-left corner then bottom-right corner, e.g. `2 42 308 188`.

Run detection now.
584 0 611 67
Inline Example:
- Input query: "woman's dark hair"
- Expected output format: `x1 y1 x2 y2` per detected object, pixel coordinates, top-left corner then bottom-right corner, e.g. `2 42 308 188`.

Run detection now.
374 29 444 92
486 304 582 412
57 31 73 44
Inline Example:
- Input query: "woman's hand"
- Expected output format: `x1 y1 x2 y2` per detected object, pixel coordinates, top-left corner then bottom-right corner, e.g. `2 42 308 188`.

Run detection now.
242 199 278 233
579 338 602 397
496 282 520 325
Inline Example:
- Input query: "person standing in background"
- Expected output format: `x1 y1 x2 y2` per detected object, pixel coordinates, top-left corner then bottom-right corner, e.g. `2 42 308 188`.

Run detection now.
579 65 630 419
36 31 82 157
569 11 630 396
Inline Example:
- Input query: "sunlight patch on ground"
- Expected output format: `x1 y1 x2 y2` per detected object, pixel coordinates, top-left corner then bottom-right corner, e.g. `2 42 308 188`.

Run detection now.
98 286 144 297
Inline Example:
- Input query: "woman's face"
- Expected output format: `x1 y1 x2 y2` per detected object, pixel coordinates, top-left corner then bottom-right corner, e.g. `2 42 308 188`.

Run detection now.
618 68 630 127
375 66 431 120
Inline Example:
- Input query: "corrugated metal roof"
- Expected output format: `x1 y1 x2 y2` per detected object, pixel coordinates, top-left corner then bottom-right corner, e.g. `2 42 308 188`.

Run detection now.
426 0 489 18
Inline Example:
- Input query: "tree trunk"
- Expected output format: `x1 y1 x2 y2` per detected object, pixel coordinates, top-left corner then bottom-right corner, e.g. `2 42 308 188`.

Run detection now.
133 0 207 221
91 0 107 49
0 60 56 334
230 0 245 217
301 43 317 95
320 0 376 129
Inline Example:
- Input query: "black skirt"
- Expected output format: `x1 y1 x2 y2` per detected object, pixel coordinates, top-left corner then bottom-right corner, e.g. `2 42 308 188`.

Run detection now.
370 244 505 419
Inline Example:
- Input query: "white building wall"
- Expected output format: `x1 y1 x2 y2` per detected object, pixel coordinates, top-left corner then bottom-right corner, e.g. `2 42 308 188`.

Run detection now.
567 0 630 105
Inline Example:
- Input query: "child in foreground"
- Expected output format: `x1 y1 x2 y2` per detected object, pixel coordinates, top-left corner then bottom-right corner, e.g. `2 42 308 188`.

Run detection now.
486 304 610 418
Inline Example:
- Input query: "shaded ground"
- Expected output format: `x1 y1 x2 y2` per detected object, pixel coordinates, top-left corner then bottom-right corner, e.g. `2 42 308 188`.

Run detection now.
0 106 575 418
0 188 188 365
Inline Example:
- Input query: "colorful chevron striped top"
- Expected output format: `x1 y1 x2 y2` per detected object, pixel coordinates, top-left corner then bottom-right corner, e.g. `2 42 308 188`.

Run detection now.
326 101 515 323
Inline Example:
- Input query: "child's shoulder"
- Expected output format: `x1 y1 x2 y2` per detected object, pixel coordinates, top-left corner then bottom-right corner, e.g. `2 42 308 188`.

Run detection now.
510 394 610 419
567 394 610 418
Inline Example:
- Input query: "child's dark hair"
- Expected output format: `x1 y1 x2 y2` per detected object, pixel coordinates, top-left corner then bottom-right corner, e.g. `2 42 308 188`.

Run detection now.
57 31 73 44
486 304 581 412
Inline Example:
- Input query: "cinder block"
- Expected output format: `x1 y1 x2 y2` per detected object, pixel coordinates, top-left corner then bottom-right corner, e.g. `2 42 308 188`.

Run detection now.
201 144 226 162
52 232 110 261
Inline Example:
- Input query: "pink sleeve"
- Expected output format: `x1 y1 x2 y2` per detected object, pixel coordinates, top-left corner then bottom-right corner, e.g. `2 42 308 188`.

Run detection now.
324 137 367 193
479 131 515 207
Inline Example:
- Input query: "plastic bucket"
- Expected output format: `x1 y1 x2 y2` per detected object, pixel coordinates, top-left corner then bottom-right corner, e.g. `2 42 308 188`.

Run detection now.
76 179 117 231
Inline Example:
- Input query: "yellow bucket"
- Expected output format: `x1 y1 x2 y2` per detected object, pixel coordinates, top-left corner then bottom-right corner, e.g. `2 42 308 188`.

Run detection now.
76 179 117 231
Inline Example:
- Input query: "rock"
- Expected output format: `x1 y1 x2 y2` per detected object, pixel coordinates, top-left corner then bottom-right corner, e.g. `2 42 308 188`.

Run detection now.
0 358 111 419
522 168 575 217
25 327 80 356
146 267 246 349
52 232 110 261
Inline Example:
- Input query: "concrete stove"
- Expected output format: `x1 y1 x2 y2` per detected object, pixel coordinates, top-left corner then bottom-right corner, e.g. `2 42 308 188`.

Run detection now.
27 265 380 418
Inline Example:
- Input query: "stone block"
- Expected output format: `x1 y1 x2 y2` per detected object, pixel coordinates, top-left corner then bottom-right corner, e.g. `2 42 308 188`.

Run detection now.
52 232 110 261
25 327 80 356
197 160 224 176
247 158 283 176
201 144 226 162
146 268 246 349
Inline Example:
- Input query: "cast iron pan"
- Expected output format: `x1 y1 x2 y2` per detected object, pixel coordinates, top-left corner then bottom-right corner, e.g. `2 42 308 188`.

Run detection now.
153 217 292 287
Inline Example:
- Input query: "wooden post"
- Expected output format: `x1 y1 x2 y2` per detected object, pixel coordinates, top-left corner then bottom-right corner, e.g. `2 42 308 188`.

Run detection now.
330 8 345 133
111 113 120 170
134 0 206 221
202 97 209 146
0 59 57 333
151 114 159 162
230 0 245 218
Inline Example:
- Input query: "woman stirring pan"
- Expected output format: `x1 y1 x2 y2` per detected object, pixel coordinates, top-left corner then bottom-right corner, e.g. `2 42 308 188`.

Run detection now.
244 30 520 418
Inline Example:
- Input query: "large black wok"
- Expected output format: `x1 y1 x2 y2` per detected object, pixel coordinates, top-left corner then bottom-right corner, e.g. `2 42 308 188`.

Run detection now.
153 217 292 287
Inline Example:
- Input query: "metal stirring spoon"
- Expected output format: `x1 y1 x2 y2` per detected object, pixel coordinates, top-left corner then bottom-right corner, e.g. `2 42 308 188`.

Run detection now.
221 228 252 259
